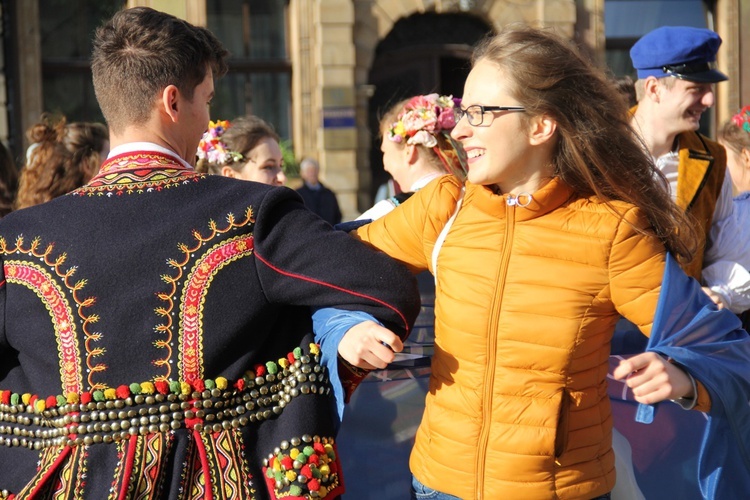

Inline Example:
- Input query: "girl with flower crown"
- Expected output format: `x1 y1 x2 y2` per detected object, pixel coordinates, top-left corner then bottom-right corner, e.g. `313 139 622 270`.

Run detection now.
358 94 465 220
333 95 466 497
702 105 750 315
317 26 750 499
196 115 286 186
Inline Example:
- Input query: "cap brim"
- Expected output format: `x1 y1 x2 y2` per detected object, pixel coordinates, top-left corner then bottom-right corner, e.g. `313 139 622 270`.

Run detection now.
675 69 728 83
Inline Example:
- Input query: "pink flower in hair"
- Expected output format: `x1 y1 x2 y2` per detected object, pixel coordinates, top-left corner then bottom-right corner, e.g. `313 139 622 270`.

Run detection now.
437 108 456 130
196 120 243 165
387 93 460 147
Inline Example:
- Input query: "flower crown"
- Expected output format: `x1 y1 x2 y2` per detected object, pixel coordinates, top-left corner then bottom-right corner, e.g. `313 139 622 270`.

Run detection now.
388 94 460 148
731 106 750 133
197 120 244 165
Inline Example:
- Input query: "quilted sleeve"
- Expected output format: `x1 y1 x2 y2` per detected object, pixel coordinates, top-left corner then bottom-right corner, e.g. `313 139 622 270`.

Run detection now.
608 206 667 337
609 208 712 411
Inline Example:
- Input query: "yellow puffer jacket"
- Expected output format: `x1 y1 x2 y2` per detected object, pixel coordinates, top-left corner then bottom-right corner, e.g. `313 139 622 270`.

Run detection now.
354 175 692 499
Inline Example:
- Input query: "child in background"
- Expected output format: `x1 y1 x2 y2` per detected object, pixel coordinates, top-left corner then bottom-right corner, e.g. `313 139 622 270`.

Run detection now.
196 116 286 186
703 105 750 314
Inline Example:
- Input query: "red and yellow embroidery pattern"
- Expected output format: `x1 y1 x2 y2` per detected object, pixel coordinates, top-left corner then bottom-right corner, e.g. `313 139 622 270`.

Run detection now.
50 444 87 499
108 434 173 500
12 445 86 500
192 430 254 500
0 236 104 393
5 261 82 395
13 445 65 498
179 235 255 383
155 208 255 381
73 152 204 197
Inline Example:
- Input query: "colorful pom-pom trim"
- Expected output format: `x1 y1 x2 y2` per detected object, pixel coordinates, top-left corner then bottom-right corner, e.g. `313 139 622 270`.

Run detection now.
263 435 344 500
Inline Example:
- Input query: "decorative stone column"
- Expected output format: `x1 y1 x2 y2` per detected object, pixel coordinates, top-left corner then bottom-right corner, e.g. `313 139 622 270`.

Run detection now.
291 0 358 219
715 0 744 125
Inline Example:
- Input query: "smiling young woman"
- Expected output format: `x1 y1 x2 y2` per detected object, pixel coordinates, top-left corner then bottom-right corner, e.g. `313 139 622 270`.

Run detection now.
321 24 750 499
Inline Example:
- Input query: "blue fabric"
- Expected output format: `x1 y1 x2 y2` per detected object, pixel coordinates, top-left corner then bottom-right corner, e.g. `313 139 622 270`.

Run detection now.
611 253 750 498
333 219 372 232
648 254 750 497
312 307 381 424
630 26 727 81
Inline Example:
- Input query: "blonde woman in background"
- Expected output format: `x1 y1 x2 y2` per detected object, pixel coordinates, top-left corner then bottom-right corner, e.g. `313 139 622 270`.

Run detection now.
358 94 465 220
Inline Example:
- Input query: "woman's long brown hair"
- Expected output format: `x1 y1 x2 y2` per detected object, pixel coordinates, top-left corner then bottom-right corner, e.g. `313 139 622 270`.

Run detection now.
16 114 108 210
473 25 697 262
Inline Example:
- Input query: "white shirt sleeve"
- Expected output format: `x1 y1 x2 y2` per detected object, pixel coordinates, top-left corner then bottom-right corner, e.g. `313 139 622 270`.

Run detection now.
701 191 750 313
703 261 750 313
356 199 397 221
704 173 739 265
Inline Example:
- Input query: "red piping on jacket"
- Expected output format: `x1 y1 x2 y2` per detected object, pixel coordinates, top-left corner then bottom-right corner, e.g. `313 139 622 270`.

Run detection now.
254 252 411 334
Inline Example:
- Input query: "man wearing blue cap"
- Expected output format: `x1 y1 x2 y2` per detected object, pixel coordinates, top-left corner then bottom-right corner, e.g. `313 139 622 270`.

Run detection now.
630 26 746 306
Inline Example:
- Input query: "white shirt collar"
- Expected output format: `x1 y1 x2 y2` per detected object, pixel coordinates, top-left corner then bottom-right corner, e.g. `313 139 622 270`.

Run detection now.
410 172 444 192
107 142 193 169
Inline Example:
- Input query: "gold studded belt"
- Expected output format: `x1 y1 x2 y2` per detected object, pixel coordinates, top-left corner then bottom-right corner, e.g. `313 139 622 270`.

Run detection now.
0 348 330 450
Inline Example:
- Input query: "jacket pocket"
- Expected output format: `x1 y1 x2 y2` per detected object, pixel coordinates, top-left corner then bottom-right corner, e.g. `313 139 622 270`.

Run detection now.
554 389 570 459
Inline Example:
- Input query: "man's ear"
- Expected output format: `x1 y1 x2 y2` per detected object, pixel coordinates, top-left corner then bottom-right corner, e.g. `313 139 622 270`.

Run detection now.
161 84 180 123
528 114 557 146
643 76 661 103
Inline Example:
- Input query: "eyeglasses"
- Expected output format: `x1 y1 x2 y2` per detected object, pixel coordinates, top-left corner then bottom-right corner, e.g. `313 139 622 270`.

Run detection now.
454 105 526 127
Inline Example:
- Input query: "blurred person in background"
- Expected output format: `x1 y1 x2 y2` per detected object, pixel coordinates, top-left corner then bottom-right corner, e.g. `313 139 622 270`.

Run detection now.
336 94 466 498
15 114 108 209
296 157 342 225
196 115 286 186
358 94 465 220
702 106 750 316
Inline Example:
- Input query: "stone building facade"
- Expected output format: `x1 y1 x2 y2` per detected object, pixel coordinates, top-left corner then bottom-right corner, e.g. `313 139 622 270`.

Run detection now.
2 0 748 219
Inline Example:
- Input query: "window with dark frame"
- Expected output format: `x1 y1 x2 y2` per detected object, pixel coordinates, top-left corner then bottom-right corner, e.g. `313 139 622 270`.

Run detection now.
39 0 125 123
206 0 292 141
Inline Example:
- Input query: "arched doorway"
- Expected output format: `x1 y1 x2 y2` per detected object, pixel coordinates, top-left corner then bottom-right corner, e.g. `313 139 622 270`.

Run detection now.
366 11 493 203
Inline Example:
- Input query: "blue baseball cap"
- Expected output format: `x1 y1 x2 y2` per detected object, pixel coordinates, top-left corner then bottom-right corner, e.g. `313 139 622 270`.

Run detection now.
630 26 728 83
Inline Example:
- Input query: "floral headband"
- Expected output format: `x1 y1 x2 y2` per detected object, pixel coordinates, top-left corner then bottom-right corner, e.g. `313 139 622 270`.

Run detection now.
731 106 750 133
197 120 244 165
388 94 460 148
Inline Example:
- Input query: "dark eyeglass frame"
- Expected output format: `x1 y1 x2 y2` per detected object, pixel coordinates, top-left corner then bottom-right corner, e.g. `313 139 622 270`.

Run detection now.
455 105 526 127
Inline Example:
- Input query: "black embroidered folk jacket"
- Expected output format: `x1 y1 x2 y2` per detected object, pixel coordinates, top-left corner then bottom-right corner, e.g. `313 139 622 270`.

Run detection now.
0 150 420 500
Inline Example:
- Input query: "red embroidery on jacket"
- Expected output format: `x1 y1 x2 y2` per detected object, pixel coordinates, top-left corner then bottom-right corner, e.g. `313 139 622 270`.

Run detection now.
179 235 254 383
155 208 255 381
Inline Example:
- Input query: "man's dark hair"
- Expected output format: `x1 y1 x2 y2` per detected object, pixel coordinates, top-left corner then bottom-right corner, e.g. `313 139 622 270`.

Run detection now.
91 7 229 134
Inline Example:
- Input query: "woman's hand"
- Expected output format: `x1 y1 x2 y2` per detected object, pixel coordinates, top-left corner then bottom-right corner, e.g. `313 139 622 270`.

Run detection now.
337 321 404 370
612 352 694 404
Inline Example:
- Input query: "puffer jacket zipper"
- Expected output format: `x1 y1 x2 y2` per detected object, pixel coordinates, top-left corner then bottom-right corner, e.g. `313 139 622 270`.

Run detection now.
474 194 519 497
